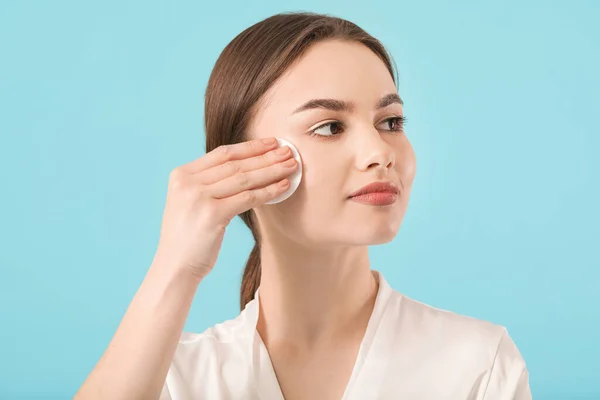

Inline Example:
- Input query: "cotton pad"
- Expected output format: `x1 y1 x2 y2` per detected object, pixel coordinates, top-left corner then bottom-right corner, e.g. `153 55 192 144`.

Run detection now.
265 137 303 204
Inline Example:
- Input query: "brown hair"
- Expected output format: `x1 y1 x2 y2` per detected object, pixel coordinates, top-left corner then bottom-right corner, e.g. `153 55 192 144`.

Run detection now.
204 12 397 311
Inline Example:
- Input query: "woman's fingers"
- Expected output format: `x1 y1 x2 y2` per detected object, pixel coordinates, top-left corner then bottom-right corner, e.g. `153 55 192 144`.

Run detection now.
207 157 299 199
180 138 279 174
223 178 291 217
198 145 293 185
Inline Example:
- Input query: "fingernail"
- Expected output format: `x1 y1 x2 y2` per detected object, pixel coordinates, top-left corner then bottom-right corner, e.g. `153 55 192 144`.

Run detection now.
282 158 297 167
262 138 276 145
275 146 290 155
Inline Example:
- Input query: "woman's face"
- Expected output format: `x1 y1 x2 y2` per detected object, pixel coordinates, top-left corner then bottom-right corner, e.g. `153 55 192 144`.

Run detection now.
249 39 417 248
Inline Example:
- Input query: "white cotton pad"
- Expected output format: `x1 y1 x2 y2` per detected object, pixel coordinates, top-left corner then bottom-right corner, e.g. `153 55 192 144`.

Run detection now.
265 137 303 204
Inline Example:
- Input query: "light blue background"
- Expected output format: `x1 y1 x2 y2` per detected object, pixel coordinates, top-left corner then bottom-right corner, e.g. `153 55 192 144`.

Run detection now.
1 0 598 398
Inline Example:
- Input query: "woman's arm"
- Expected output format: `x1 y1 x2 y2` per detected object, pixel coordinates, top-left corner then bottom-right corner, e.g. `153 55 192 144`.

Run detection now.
74 138 297 399
73 258 202 400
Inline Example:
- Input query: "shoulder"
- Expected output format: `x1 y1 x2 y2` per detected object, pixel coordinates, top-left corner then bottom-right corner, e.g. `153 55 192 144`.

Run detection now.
395 292 507 350
388 290 521 371
160 310 257 400
388 291 531 398
172 311 251 366
178 313 249 345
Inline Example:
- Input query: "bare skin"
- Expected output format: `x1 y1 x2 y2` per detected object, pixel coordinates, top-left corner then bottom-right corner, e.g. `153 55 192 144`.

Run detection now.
249 39 417 399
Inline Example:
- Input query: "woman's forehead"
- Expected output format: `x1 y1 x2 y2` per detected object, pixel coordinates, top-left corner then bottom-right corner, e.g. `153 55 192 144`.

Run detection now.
258 40 397 117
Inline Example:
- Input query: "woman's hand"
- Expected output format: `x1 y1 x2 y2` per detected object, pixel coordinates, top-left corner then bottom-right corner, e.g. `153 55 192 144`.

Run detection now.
153 137 298 280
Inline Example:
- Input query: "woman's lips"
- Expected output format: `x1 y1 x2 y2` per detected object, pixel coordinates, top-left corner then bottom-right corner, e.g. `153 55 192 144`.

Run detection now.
349 192 398 206
348 181 400 206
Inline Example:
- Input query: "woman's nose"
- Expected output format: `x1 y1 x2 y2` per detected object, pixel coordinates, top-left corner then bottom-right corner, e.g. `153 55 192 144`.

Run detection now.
355 131 395 172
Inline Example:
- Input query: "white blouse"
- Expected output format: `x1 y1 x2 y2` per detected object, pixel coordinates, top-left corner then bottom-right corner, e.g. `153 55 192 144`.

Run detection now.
160 270 532 399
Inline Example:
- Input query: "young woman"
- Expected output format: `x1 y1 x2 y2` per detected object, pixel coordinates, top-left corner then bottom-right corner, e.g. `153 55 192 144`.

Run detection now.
75 12 532 400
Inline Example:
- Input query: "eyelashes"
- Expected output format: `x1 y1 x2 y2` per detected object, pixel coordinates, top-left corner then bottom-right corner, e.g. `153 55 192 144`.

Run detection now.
307 115 407 139
382 115 407 132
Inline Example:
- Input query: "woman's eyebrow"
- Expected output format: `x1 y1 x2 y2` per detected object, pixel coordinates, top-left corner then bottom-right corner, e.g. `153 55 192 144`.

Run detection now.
292 93 403 114
377 93 403 109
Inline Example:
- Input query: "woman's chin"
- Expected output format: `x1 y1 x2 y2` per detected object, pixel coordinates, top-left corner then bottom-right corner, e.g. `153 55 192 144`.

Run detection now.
347 224 400 245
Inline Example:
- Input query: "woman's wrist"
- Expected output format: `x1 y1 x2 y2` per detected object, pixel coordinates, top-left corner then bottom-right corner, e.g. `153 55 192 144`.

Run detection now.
149 253 206 290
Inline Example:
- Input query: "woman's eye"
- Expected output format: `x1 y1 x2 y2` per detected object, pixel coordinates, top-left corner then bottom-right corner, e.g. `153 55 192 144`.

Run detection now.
378 116 406 132
310 121 343 137
308 116 406 138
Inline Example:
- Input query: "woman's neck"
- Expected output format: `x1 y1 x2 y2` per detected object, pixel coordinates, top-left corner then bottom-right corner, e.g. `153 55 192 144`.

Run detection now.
255 241 378 350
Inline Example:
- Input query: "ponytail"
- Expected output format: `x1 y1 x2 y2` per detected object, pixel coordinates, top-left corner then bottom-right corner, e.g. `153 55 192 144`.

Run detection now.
240 242 261 311
239 210 261 311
